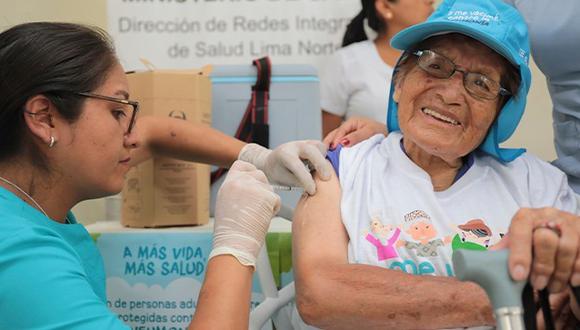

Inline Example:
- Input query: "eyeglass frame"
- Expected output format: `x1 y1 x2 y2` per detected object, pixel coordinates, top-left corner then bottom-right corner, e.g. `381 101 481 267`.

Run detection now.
410 49 512 100
75 92 139 134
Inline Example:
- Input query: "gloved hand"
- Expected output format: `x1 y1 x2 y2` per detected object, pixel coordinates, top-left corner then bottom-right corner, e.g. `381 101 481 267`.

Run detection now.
237 140 332 195
209 160 281 268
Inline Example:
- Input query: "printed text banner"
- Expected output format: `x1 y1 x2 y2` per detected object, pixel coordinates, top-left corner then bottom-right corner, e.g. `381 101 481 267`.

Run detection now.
107 0 360 70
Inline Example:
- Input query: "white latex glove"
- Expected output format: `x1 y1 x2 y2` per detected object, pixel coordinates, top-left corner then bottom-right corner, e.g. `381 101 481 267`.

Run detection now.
209 160 281 268
237 140 332 195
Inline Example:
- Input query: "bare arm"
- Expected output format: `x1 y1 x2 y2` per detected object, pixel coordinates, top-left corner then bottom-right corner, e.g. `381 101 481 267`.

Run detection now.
130 116 245 168
292 170 495 329
322 110 343 138
189 256 253 330
189 161 280 329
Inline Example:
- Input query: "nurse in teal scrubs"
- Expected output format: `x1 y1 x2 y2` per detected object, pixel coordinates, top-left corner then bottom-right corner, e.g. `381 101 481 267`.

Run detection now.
0 22 314 329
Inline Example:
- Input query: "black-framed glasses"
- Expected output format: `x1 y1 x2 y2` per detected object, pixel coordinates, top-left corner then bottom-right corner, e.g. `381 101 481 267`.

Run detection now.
75 92 139 134
411 50 511 100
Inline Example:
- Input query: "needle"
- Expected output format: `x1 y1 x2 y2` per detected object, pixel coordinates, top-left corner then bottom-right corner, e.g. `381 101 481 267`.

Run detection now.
270 161 314 191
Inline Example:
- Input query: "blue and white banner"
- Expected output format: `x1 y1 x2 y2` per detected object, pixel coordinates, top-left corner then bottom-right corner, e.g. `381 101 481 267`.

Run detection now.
107 0 360 70
95 232 266 329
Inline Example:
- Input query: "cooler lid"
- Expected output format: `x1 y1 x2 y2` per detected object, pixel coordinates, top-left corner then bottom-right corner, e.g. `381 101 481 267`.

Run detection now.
209 64 318 83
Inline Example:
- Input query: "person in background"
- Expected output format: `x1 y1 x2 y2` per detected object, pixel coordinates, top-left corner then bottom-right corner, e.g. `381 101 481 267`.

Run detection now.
0 22 330 329
320 0 433 137
326 0 580 197
503 0 580 194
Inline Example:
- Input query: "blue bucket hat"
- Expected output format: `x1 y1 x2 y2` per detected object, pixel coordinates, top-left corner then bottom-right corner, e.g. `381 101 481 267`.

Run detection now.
386 0 532 162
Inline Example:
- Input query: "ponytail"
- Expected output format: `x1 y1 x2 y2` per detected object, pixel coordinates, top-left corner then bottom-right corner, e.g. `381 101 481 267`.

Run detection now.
342 10 367 47
341 0 391 47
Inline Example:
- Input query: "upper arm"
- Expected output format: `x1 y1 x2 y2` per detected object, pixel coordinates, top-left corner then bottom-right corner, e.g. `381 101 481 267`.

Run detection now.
322 111 344 137
130 115 243 168
292 168 349 272
292 168 350 322
0 230 129 330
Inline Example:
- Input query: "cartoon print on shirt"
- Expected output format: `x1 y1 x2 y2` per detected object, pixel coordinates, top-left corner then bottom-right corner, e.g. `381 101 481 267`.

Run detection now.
397 210 452 257
364 216 401 261
451 219 493 251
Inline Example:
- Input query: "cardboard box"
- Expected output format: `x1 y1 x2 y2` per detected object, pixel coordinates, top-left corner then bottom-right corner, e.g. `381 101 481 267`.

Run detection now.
122 68 211 227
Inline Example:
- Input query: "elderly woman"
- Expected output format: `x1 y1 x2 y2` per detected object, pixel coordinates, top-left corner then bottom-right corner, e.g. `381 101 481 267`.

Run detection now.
293 0 580 328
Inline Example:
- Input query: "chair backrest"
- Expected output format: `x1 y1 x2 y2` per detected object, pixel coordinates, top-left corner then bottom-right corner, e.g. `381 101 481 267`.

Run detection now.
250 212 296 330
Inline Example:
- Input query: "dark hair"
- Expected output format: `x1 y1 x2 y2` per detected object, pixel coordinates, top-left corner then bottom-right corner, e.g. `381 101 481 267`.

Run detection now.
394 34 521 107
342 0 395 47
0 22 118 165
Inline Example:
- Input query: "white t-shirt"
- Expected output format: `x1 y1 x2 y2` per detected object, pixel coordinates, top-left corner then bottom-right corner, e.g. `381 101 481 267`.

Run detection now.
335 133 576 329
320 40 394 122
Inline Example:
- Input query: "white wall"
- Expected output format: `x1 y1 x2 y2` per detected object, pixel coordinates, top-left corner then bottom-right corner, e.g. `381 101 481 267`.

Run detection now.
504 60 555 160
0 0 557 225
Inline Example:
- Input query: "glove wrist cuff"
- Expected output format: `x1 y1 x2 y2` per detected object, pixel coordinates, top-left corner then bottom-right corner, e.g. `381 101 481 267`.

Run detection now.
208 247 257 270
238 143 271 169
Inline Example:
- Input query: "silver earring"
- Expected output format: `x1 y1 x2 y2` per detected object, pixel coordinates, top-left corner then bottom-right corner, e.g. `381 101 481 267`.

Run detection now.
48 136 56 148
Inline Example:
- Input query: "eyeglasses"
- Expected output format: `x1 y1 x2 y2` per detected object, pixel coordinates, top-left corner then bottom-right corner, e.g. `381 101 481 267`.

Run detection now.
411 50 511 100
75 92 139 134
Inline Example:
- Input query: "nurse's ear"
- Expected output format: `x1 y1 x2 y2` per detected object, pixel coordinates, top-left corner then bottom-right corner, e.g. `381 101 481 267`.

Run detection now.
375 0 394 22
22 95 59 147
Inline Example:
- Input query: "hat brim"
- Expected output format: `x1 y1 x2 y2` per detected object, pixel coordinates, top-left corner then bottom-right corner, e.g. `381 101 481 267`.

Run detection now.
387 21 531 162
391 21 522 68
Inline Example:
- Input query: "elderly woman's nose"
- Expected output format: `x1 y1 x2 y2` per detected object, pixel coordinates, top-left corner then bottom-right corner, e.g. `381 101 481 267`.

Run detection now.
437 72 466 105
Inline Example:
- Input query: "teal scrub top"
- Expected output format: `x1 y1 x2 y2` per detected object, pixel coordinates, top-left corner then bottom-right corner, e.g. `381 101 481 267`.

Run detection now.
0 187 129 329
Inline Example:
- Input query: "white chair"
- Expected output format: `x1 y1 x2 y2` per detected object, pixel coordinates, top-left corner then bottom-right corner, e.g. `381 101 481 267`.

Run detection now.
250 209 297 330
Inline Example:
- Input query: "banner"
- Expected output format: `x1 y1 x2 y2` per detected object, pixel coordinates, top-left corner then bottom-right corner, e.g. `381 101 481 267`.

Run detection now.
107 0 361 70
94 231 270 329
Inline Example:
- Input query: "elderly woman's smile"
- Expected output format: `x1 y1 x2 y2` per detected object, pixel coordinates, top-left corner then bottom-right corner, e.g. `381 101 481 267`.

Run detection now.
420 107 461 126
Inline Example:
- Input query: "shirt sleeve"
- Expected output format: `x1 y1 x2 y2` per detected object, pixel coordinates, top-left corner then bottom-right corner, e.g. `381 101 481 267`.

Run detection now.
525 154 577 213
320 50 349 117
326 144 343 178
0 227 129 330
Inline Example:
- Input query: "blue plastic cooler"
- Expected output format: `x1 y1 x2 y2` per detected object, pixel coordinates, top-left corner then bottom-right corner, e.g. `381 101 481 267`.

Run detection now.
209 64 322 216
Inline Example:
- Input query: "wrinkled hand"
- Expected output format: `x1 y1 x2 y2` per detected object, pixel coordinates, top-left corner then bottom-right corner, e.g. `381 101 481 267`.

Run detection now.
491 207 580 317
209 160 281 268
501 208 580 294
238 141 332 195
323 117 388 149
